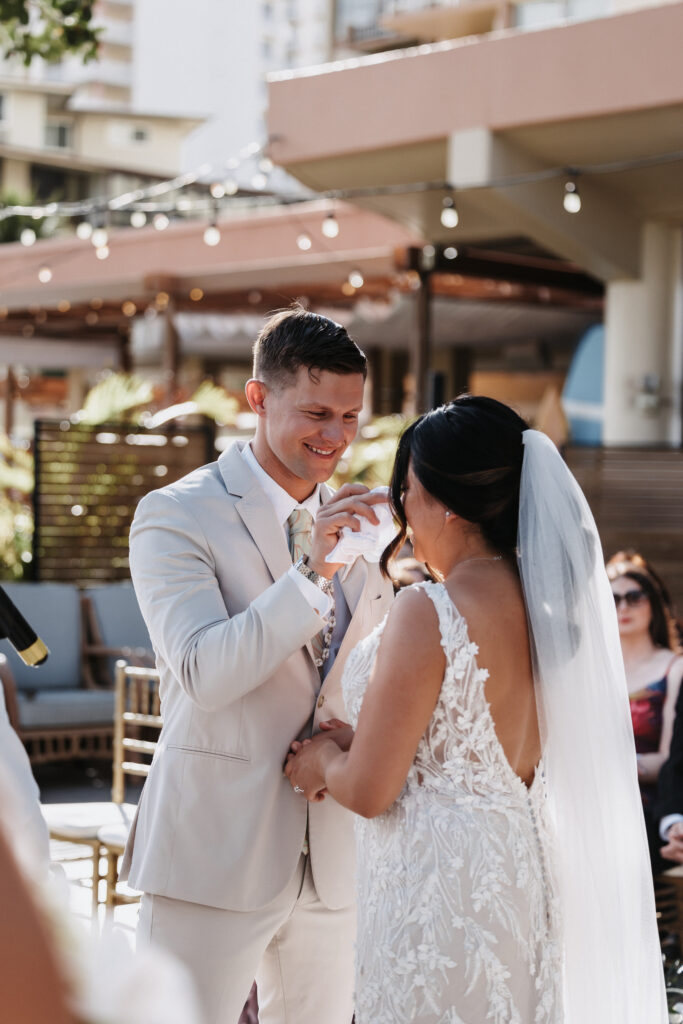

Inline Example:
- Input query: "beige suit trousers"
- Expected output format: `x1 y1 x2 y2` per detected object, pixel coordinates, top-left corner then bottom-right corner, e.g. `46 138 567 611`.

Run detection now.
137 856 356 1024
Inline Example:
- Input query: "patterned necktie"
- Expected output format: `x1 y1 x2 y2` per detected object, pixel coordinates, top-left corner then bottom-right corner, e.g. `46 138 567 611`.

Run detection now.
287 507 331 673
287 507 313 562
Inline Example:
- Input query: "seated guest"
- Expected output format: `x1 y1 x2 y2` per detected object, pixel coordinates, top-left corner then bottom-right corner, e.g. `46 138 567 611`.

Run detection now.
607 551 683 864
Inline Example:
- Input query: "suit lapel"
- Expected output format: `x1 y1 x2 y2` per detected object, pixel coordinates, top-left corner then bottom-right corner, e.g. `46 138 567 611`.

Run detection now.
218 442 293 584
218 442 318 665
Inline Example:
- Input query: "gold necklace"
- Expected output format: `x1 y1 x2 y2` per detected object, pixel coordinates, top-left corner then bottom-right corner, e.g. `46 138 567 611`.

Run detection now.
454 555 503 568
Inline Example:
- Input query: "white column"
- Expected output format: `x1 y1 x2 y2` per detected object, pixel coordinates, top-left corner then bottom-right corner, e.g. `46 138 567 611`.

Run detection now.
603 223 682 444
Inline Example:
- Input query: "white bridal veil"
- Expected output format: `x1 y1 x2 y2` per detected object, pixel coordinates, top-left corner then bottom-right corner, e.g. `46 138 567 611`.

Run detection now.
517 430 667 1024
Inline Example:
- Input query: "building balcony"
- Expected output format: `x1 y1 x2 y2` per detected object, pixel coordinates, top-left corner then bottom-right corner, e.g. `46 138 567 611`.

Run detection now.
69 58 132 90
96 17 133 48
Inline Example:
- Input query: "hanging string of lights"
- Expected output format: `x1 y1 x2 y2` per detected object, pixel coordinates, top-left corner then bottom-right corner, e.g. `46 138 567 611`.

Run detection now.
3 141 683 291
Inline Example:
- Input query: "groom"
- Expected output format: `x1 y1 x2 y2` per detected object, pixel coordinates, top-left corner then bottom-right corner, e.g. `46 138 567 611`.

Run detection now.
121 307 394 1024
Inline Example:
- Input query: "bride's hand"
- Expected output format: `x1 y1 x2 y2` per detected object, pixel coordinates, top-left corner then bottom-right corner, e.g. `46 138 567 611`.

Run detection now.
318 718 354 752
285 737 339 801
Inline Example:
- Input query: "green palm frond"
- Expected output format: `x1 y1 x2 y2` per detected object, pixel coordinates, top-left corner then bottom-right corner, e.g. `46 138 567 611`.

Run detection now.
78 373 154 425
189 381 239 426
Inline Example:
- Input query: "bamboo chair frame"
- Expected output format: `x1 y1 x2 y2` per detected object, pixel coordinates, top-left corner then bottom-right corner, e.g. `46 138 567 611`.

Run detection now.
99 661 162 909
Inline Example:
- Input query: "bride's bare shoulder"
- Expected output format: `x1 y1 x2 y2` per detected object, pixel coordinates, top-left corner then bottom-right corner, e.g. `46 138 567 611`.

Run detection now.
382 583 442 641
445 567 526 637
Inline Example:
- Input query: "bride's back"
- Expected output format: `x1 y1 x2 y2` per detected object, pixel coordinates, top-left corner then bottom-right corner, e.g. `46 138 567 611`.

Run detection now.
445 562 541 788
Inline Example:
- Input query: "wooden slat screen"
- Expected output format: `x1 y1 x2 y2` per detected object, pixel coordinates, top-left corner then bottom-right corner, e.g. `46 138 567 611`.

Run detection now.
566 446 683 614
33 420 213 585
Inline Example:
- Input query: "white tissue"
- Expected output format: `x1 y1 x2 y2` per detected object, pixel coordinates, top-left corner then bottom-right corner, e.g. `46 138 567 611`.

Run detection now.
325 486 397 565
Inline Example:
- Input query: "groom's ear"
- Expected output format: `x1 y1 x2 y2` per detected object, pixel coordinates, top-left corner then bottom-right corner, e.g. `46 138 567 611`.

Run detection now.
245 378 267 417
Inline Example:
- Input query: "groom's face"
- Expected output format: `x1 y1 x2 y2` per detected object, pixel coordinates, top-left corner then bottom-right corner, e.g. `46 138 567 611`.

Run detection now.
250 365 365 497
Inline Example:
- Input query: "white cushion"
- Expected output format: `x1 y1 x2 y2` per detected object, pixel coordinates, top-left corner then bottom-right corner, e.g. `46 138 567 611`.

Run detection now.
97 822 130 849
41 801 136 840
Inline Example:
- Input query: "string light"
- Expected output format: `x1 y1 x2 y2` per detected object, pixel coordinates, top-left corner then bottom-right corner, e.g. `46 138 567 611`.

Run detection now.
251 173 268 191
223 179 238 196
210 183 225 199
563 178 582 213
122 301 137 317
95 246 110 260
296 233 312 251
76 221 93 240
440 194 459 229
348 269 364 289
189 287 204 301
91 227 108 248
322 212 340 239
258 157 274 174
444 246 458 260
153 213 170 231
203 224 221 246
130 210 147 228
38 265 52 283
20 228 36 246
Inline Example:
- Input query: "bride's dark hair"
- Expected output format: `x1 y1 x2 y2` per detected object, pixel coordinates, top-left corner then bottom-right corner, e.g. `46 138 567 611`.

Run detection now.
381 395 529 576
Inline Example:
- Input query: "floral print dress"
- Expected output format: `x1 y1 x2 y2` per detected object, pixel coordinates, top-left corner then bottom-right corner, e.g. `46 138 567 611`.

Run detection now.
342 582 563 1024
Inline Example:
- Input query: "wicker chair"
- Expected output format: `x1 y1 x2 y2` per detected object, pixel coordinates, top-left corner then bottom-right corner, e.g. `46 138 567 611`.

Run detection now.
81 582 154 689
0 582 115 766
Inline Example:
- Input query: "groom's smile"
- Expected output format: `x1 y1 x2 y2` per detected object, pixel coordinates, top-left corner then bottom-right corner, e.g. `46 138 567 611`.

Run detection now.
247 365 365 500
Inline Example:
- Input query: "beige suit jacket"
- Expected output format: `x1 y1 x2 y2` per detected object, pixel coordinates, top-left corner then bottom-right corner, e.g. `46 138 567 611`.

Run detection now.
120 441 393 912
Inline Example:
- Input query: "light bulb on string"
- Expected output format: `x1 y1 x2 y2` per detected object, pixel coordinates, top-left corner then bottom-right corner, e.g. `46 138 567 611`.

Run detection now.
251 173 268 191
95 245 110 261
204 224 221 247
210 182 225 199
322 212 340 239
130 210 147 228
20 228 36 247
440 194 459 229
38 265 52 284
297 233 312 251
563 179 581 213
153 213 170 231
444 246 458 260
258 156 274 174
348 269 364 289
91 227 108 249
224 178 238 196
76 221 93 240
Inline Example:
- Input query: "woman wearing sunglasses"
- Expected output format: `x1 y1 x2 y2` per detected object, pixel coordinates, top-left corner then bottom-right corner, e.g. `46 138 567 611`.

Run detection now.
606 551 683 862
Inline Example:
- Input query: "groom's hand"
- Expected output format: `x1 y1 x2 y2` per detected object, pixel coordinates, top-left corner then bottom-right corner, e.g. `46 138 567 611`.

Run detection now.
308 484 387 579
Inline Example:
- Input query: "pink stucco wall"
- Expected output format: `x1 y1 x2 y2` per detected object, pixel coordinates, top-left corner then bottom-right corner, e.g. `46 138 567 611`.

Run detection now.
268 3 683 165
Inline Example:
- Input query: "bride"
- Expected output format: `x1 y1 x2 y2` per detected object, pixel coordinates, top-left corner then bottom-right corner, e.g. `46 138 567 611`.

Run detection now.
285 395 666 1024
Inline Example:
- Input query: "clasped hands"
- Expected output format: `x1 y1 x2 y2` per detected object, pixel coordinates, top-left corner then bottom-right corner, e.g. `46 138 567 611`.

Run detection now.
284 719 353 801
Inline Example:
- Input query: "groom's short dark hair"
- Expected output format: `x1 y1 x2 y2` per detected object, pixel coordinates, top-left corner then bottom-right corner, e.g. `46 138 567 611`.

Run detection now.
253 304 367 389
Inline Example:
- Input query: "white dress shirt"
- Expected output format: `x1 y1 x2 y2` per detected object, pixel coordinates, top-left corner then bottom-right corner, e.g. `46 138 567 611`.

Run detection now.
241 443 333 618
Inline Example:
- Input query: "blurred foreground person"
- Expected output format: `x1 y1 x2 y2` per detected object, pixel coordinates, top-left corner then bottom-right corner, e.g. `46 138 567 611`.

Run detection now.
287 396 666 1024
0 685 203 1024
607 551 683 864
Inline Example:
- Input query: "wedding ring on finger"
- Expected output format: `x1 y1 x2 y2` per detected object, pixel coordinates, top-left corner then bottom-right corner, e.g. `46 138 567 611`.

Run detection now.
294 785 304 794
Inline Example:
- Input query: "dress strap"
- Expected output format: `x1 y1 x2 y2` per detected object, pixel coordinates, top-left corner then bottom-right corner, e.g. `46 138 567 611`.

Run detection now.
664 652 683 680
415 581 464 661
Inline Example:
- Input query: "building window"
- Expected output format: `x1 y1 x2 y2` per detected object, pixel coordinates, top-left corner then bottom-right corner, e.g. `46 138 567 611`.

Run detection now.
132 127 148 143
44 122 72 149
262 2 273 19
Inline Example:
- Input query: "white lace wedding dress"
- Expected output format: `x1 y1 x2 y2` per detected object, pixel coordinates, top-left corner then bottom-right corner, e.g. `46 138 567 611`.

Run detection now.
342 581 563 1024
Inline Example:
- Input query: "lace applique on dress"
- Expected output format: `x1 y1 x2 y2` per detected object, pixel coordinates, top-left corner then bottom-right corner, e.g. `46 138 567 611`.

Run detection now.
342 581 563 1024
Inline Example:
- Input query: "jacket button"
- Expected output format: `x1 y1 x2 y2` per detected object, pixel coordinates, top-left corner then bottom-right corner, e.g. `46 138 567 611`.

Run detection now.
317 695 325 709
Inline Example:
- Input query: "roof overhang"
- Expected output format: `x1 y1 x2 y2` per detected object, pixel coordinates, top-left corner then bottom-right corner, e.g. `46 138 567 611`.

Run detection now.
268 3 683 280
